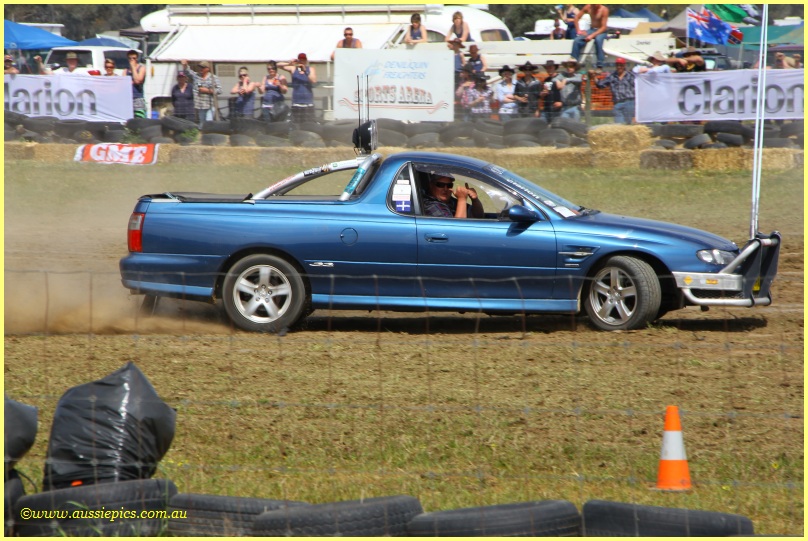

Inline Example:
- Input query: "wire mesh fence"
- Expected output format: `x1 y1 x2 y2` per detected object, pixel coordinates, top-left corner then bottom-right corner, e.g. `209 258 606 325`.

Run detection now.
4 267 804 534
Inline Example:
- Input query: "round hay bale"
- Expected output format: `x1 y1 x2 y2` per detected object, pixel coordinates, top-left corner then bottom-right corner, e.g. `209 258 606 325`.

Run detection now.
639 149 694 170
592 150 640 169
588 124 653 153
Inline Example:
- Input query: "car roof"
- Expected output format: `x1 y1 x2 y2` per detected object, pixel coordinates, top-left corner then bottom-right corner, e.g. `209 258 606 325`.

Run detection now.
386 150 491 169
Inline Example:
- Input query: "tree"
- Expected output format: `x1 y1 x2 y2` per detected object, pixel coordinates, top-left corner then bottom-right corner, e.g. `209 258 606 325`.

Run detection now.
4 5 162 41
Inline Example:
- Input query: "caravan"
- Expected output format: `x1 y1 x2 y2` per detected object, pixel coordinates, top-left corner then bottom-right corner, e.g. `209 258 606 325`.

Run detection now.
135 4 512 117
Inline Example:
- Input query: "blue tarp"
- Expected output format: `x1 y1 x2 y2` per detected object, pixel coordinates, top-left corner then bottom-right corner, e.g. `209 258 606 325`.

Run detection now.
4 19 77 50
77 37 129 48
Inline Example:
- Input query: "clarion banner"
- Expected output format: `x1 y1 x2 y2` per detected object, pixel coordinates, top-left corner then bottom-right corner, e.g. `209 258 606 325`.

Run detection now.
4 74 133 122
333 49 455 122
635 69 804 122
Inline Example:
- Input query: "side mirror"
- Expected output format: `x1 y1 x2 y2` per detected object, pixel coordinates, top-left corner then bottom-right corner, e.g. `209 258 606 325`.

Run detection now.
508 205 539 223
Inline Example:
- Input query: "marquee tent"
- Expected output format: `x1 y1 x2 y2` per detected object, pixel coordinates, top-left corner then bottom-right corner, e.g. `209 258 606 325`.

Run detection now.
4 19 77 49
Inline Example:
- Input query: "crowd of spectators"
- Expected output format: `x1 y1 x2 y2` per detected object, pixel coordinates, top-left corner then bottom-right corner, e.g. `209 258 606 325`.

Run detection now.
3 6 803 127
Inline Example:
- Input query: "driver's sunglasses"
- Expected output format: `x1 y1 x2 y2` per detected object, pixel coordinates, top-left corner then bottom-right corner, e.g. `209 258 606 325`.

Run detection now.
433 181 454 189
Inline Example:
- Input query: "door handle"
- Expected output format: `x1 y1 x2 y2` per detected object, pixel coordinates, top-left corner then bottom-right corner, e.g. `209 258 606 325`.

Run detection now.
425 233 448 242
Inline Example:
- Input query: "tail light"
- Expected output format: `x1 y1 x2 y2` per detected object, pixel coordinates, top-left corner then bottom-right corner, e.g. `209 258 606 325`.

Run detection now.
127 212 145 252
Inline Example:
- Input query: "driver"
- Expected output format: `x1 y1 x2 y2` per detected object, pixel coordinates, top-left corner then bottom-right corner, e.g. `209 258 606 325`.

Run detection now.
423 173 484 219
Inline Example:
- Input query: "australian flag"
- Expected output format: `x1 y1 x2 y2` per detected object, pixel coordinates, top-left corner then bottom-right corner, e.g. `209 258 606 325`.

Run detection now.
687 7 742 45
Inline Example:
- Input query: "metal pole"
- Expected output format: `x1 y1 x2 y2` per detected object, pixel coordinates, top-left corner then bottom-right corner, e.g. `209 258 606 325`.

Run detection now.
749 5 769 240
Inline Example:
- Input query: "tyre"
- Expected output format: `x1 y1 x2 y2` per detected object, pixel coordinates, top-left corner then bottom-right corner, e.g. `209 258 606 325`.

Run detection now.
5 471 25 537
447 136 475 147
407 132 441 148
407 500 581 536
201 133 229 146
715 132 745 147
4 110 27 126
222 254 308 333
200 120 231 135
377 128 408 147
22 116 57 134
150 136 175 144
264 121 291 137
510 139 540 148
13 478 177 537
375 117 406 133
161 115 197 133
289 130 324 146
439 122 473 143
504 133 539 146
779 121 804 138
125 117 160 133
683 133 713 149
703 120 754 139
659 124 704 138
54 119 88 138
584 256 661 331
551 117 589 137
473 119 504 135
320 123 355 142
582 500 754 536
537 128 570 146
652 138 677 149
168 493 309 537
230 117 266 135
569 134 588 147
504 117 548 135
72 130 96 143
702 142 728 149
139 124 164 141
230 133 257 147
255 134 292 147
404 121 445 137
251 495 422 536
762 137 794 148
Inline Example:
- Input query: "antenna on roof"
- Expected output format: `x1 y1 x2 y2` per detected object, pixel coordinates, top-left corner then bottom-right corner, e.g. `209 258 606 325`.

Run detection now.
352 74 377 155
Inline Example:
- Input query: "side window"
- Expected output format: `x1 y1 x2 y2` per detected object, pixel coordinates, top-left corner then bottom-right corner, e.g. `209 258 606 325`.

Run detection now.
414 163 523 220
389 164 415 215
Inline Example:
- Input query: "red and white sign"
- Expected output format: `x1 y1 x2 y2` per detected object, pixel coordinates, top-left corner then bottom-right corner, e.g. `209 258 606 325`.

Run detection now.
74 144 159 165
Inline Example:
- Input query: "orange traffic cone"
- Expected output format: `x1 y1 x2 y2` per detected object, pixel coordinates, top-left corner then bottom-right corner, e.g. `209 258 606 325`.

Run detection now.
655 405 692 491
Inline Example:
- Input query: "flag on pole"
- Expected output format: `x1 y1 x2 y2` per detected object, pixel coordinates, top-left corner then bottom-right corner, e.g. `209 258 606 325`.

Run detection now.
705 4 761 25
687 7 742 46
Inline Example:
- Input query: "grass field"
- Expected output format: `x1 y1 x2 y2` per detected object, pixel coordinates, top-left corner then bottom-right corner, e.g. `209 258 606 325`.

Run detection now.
4 159 804 534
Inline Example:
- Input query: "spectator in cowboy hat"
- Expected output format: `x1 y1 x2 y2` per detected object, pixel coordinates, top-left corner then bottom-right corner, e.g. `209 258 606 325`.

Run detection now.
181 59 223 126
633 51 672 75
35 50 82 74
591 57 635 124
278 53 317 124
513 61 541 117
538 59 563 122
671 46 706 72
466 43 488 75
495 65 519 122
556 57 584 120
448 38 467 85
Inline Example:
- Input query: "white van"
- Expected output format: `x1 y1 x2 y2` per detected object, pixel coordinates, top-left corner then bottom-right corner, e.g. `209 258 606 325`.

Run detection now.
44 45 141 75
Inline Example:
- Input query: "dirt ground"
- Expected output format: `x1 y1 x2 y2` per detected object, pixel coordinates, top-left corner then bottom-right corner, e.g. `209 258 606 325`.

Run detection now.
3 160 804 534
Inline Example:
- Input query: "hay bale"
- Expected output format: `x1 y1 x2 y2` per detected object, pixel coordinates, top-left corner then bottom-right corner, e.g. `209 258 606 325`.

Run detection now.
592 150 640 169
496 147 592 168
793 150 803 169
588 124 654 153
153 143 177 164
212 147 262 166
33 143 78 163
740 148 796 170
639 149 694 170
4 142 37 160
169 146 216 164
692 148 745 171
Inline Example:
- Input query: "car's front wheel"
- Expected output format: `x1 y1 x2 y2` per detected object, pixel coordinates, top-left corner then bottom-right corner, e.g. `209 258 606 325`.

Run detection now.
584 256 661 331
222 254 308 332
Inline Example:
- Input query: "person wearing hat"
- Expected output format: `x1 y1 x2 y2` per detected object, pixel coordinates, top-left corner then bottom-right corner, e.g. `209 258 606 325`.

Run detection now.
671 47 706 73
35 51 82 74
571 4 609 71
591 57 635 125
466 44 488 75
455 63 476 121
632 51 672 75
171 70 195 121
181 59 223 126
279 53 317 124
126 50 147 118
4 54 19 74
513 61 541 117
423 173 483 219
466 72 493 121
494 65 519 122
448 38 467 86
230 66 258 118
556 57 584 121
538 59 563 122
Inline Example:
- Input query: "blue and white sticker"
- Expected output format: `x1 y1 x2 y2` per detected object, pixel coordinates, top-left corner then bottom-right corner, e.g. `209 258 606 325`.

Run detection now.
395 200 412 212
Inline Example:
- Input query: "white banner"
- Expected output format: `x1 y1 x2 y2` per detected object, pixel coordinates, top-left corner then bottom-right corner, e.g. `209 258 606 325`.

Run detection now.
4 74 134 122
333 49 455 122
636 69 804 122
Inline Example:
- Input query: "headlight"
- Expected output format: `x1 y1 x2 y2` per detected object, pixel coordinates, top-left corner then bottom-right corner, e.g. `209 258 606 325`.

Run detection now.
697 249 736 265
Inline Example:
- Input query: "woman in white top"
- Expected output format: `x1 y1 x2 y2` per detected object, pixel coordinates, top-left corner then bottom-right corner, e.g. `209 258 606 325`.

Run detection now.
494 65 519 122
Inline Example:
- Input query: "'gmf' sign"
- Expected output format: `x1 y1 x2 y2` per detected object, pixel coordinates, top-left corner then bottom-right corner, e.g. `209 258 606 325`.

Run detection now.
636 69 804 122
333 49 454 122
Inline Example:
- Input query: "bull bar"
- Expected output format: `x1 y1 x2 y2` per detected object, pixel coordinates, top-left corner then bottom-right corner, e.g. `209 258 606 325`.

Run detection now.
672 231 781 307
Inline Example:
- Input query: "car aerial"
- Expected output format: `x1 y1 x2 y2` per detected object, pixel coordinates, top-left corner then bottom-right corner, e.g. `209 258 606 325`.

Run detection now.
120 121 780 332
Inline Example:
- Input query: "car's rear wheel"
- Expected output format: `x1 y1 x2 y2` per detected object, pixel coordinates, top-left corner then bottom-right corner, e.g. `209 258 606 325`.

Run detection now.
222 254 307 332
584 256 661 331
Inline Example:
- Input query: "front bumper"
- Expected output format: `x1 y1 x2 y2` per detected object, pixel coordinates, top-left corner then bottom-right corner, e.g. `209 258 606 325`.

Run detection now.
672 232 781 307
